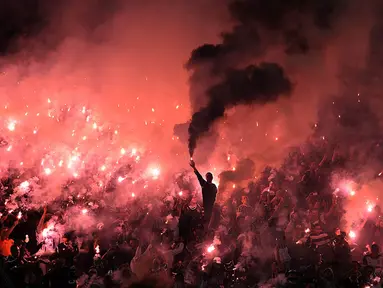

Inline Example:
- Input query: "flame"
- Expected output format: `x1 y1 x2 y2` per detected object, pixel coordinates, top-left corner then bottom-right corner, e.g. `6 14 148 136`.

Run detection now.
7 120 16 131
20 181 30 190
150 167 160 179
207 244 215 253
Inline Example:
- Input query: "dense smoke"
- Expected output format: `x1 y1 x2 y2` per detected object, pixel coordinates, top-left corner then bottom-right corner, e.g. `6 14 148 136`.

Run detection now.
188 63 292 156
184 0 352 156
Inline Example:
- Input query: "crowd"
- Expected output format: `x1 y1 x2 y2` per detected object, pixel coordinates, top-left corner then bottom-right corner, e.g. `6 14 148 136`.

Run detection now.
0 139 383 288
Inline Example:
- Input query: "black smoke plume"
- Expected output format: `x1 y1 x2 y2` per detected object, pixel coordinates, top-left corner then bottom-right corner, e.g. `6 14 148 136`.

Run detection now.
188 63 292 156
184 0 348 156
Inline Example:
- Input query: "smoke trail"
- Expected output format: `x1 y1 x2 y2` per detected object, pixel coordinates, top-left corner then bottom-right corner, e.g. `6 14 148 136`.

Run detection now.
185 0 350 156
188 63 292 156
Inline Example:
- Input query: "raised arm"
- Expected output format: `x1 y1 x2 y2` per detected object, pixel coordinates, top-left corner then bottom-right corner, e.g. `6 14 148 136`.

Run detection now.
2 218 19 239
37 206 47 233
190 160 206 187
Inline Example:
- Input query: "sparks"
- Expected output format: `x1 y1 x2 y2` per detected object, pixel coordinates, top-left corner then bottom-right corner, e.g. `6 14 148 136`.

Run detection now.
17 211 22 219
44 168 52 175
81 209 88 215
305 228 310 233
118 176 125 183
95 245 100 254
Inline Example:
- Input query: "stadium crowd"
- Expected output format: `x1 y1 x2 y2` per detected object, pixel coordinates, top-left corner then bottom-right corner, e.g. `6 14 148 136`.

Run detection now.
0 140 382 288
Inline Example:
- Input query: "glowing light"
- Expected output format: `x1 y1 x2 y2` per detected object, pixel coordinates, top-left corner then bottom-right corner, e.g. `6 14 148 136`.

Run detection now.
151 108 155 112
47 98 51 103
132 148 137 155
95 245 100 254
73 172 79 178
232 184 236 189
150 167 160 179
42 228 48 238
100 165 106 171
207 244 215 253
275 137 279 141
44 168 52 175
81 209 88 215
175 105 179 109
305 228 310 233
367 204 374 213
93 122 97 129
82 136 87 140
17 211 22 219
349 230 356 239
33 129 37 134
7 120 16 131
178 191 183 196
232 167 236 171
58 160 63 167
6 145 12 152
20 181 30 190
120 148 126 155
131 193 135 197
350 190 356 196
118 176 125 183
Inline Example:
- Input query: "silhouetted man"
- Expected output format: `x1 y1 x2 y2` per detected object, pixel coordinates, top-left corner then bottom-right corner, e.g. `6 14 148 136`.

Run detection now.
190 160 217 225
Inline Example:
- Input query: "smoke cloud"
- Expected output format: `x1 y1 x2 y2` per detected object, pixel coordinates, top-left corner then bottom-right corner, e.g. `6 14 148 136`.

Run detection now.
188 63 292 156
